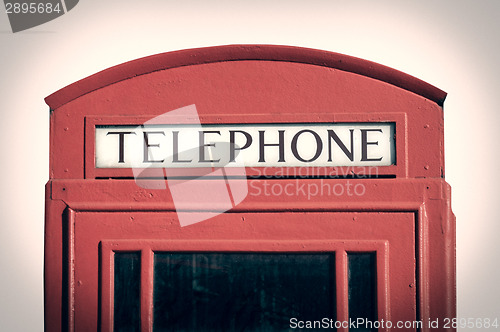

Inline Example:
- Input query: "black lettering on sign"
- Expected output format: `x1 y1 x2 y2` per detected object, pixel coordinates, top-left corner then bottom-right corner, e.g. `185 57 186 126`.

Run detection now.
106 131 136 163
258 130 285 163
229 130 253 162
327 129 354 162
361 129 383 162
143 131 165 163
291 130 323 162
172 131 192 163
199 131 221 163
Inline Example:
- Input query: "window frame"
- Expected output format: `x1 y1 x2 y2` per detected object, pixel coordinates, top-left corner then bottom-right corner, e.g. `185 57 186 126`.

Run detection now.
101 239 389 332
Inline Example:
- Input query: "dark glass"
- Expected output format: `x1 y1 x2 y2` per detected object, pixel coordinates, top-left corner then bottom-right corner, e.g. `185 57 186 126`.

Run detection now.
153 253 335 332
114 252 141 332
348 252 377 331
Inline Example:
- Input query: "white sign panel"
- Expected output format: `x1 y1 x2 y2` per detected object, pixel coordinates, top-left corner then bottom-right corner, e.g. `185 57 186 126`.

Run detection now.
95 123 395 168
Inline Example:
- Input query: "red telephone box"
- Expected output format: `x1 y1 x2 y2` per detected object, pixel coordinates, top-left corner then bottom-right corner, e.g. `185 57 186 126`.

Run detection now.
45 45 455 331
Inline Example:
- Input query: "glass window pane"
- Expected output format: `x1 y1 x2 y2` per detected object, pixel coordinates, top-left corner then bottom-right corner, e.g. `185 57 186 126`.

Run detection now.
348 252 377 331
153 253 335 332
114 252 141 332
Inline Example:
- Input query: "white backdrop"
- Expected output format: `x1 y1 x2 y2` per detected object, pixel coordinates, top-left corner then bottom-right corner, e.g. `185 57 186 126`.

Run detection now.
0 1 499 330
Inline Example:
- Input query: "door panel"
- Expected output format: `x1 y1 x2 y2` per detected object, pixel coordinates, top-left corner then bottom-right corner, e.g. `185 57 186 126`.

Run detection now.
72 212 415 331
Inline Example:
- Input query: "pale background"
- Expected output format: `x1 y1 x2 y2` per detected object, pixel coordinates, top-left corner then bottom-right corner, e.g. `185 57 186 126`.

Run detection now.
0 0 498 330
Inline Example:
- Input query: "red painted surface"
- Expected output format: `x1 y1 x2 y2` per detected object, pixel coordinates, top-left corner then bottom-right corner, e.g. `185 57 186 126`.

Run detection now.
45 45 455 331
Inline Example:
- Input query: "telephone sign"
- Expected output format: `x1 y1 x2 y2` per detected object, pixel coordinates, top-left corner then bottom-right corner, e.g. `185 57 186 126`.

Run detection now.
95 122 396 168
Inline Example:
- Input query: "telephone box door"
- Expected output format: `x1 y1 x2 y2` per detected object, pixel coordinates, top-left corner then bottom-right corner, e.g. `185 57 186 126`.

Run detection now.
70 209 416 331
